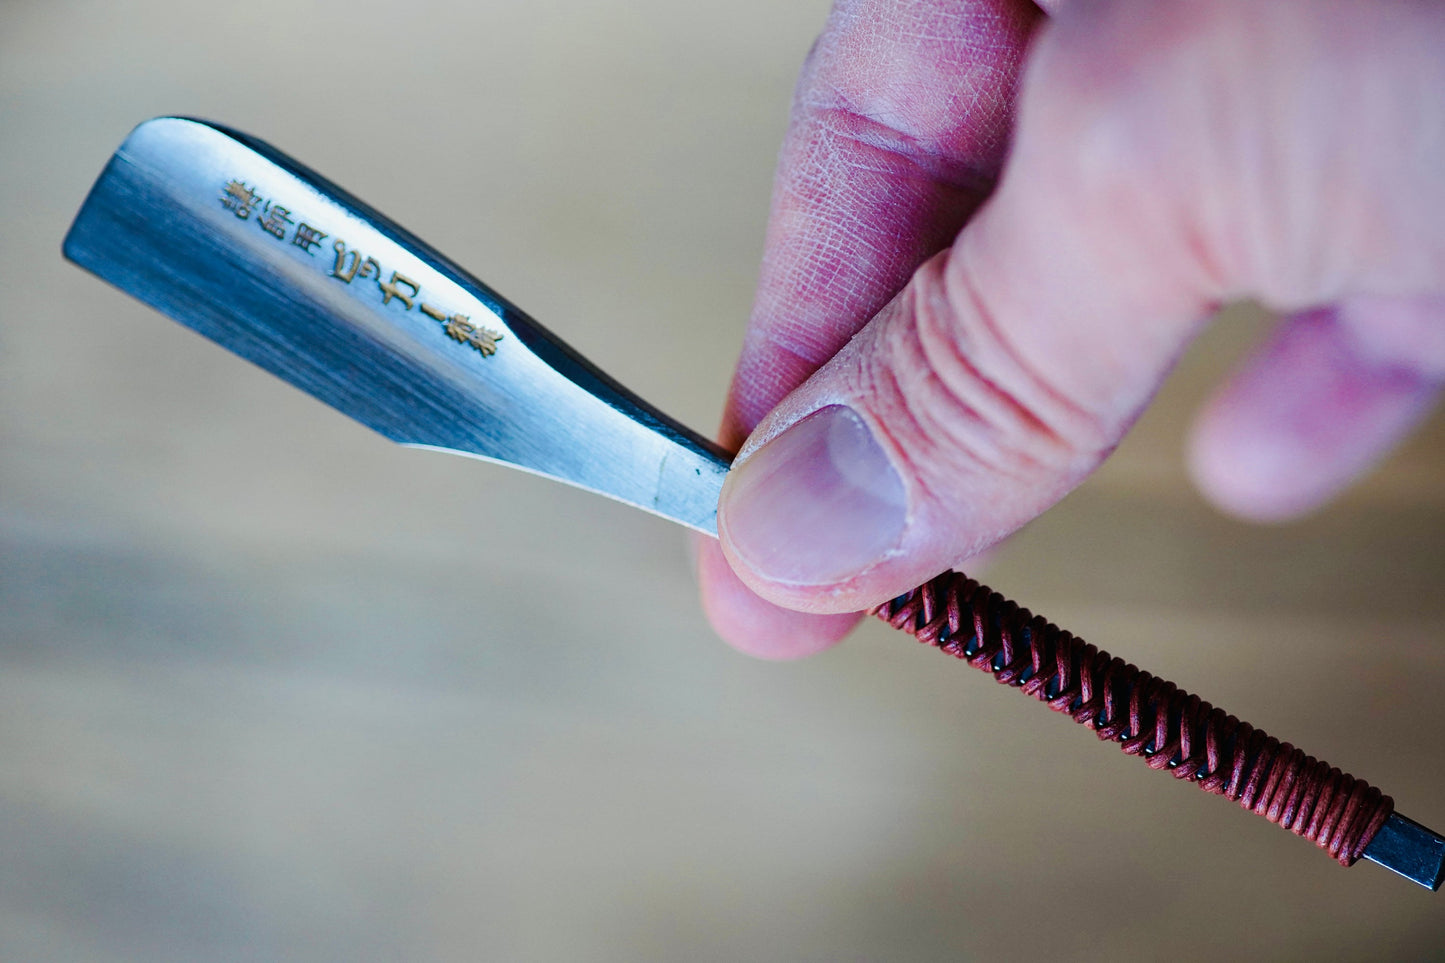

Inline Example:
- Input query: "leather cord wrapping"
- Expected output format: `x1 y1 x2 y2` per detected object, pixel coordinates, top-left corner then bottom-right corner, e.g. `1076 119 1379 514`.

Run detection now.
873 571 1393 867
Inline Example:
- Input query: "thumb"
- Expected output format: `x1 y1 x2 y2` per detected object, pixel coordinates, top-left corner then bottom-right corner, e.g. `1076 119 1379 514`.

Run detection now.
715 0 1445 613
714 242 1193 612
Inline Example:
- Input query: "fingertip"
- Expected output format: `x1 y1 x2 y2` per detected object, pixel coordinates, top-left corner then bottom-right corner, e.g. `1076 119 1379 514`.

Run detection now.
1186 391 1322 523
695 537 862 660
1187 307 1443 524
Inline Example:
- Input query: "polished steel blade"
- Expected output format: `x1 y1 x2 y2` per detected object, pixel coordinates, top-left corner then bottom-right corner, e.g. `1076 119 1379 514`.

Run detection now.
63 117 730 534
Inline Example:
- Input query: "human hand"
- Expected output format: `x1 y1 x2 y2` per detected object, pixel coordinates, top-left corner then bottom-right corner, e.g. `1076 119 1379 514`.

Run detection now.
697 0 1445 658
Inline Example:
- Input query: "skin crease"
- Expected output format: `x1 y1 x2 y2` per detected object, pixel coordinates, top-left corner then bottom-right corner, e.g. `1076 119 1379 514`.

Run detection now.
699 0 1445 659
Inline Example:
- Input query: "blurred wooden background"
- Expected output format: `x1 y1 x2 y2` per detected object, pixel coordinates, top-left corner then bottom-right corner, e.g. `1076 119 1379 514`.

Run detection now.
2 1 1442 959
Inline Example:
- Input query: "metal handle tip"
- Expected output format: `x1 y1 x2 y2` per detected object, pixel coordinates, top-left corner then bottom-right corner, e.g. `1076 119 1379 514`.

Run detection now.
1361 812 1445 891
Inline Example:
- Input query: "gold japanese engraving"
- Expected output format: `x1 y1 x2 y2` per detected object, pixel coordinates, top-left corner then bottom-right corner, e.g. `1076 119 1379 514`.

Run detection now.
220 180 261 219
222 178 501 358
292 223 328 255
330 240 380 283
443 315 472 342
466 328 502 356
444 315 504 356
256 201 293 239
378 271 419 310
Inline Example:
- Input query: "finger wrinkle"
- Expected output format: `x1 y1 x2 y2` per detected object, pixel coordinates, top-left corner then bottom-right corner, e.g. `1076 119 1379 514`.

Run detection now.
855 341 957 515
939 251 1105 451
792 0 1040 193
916 267 1084 480
779 110 984 224
856 299 1041 561
803 11 1035 167
804 100 1000 195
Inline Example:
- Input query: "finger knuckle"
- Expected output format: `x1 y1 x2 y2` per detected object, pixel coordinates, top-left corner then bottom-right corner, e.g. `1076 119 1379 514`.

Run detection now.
1043 0 1445 303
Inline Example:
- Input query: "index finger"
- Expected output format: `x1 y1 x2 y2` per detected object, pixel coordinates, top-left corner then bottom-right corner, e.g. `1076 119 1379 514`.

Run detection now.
723 0 1043 446
702 0 1043 657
